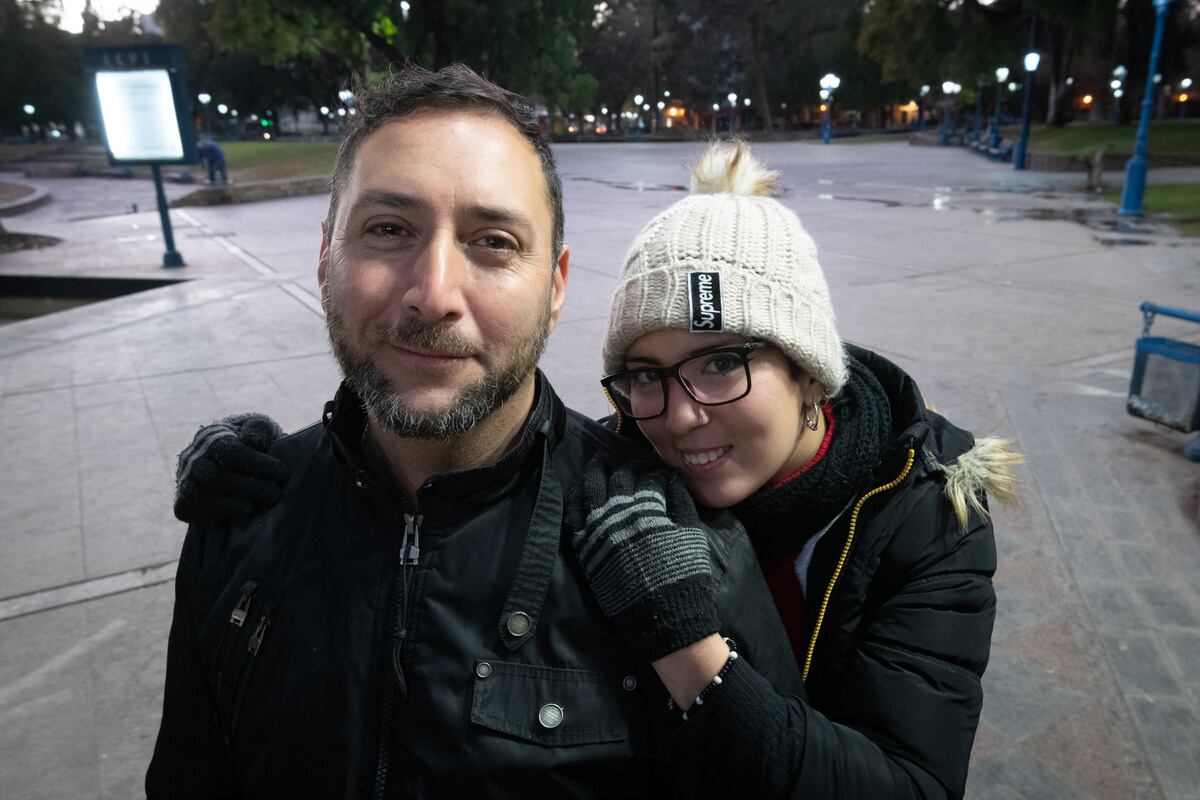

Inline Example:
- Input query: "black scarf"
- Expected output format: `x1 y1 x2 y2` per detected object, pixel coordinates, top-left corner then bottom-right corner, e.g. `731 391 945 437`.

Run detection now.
733 355 893 563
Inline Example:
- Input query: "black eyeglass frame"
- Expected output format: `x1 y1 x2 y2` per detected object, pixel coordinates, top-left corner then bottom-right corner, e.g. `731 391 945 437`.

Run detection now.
601 341 769 421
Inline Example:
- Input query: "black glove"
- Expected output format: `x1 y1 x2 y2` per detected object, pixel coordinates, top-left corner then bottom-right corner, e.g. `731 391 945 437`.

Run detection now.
174 413 289 526
566 454 720 662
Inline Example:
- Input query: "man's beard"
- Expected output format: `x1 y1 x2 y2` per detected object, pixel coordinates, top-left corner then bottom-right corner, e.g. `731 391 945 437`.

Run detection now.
324 289 551 440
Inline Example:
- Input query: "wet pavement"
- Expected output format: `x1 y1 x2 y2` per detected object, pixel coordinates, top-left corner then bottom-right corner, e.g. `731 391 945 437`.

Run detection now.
1 141 1199 799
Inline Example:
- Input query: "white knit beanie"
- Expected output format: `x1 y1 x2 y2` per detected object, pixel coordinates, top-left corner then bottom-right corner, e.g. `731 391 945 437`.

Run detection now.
602 141 847 396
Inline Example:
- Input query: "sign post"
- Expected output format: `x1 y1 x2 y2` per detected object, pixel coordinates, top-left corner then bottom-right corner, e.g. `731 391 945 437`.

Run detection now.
85 44 196 268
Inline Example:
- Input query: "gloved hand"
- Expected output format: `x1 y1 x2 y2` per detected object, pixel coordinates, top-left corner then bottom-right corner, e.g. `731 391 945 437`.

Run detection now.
566 453 720 663
174 413 289 526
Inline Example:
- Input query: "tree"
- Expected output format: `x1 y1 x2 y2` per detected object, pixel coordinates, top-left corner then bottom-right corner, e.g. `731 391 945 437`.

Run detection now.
0 0 87 134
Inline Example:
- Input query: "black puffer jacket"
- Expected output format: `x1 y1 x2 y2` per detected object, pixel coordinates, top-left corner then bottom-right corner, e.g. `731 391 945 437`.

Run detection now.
624 346 1008 799
146 373 801 799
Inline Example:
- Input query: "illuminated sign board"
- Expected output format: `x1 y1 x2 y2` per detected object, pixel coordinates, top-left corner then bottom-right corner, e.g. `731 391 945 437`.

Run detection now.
85 45 196 166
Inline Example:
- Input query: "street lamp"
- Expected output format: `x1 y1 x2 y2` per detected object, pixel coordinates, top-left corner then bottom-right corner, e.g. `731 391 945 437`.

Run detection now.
22 104 35 115
819 73 841 143
1121 0 1175 216
1014 51 1040 170
989 67 1009 149
918 84 930 130
1180 77 1193 118
1111 65 1128 123
400 0 410 21
727 92 739 132
939 81 961 146
197 92 212 136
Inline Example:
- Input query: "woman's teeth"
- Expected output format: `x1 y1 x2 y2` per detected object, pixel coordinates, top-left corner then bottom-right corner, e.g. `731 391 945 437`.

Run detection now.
681 447 729 466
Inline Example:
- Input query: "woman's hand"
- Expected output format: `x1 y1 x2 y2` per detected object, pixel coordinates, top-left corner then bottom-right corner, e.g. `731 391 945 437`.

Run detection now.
566 454 721 663
174 413 289 526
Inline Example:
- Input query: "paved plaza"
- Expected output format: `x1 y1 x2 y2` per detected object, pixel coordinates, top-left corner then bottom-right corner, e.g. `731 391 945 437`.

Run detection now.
1 141 1199 798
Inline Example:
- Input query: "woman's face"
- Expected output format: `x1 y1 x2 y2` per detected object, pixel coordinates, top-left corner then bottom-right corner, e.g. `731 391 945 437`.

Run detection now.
627 329 823 509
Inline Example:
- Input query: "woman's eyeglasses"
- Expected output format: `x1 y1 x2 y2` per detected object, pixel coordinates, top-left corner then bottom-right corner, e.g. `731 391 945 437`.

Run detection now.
601 342 767 420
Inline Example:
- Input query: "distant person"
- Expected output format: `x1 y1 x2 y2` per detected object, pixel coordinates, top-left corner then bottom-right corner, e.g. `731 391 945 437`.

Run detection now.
196 137 228 184
177 140 1020 797
146 65 797 797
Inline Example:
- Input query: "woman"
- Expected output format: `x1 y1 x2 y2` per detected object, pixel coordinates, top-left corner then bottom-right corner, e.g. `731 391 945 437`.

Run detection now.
177 142 1017 798
573 141 1017 798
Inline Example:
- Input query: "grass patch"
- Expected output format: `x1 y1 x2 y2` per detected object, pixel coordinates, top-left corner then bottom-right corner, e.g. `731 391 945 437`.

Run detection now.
1104 183 1200 236
0 182 35 203
221 141 339 181
1000 120 1200 156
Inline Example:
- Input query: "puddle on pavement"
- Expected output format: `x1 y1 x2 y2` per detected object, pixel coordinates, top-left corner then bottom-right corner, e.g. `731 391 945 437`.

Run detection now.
1095 237 1154 246
568 176 687 192
816 194 903 207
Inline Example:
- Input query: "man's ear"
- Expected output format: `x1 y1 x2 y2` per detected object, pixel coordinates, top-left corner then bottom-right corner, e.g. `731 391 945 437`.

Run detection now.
318 221 331 288
547 244 570 334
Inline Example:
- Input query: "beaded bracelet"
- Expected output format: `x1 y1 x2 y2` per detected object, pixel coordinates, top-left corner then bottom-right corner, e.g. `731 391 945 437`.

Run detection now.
668 637 738 721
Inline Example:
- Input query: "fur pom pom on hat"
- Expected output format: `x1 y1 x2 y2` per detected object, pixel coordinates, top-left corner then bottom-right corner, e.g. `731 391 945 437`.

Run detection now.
602 141 847 396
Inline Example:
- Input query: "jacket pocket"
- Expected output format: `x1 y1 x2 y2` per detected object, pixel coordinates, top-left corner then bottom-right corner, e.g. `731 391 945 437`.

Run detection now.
210 579 275 742
469 660 636 747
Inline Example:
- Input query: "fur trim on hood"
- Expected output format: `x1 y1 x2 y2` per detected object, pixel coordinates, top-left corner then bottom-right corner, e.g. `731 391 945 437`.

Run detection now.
932 437 1023 531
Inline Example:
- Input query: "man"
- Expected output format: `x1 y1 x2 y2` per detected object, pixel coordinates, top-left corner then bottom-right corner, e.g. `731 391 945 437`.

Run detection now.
147 64 798 798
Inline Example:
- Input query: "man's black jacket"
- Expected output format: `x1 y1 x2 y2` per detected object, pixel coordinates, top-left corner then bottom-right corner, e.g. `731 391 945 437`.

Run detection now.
146 373 801 799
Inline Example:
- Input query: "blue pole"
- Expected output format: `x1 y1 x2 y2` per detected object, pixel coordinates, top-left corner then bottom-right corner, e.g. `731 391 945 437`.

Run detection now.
939 95 951 145
822 98 832 143
1015 69 1035 170
1120 0 1173 216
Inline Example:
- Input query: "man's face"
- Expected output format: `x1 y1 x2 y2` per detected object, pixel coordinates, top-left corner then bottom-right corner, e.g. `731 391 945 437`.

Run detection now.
319 110 568 439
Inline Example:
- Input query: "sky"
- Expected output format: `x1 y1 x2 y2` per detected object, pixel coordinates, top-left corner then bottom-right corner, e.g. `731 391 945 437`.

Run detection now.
56 0 161 34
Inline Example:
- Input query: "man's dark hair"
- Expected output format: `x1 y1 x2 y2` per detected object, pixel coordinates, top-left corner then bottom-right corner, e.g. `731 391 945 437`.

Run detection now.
325 63 564 263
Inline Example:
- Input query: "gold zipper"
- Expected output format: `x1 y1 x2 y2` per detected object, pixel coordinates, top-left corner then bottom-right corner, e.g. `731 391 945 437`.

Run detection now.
802 448 916 682
602 386 624 433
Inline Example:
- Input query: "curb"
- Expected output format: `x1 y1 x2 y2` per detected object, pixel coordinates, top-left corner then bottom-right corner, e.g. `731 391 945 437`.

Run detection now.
0 184 51 217
171 175 330 207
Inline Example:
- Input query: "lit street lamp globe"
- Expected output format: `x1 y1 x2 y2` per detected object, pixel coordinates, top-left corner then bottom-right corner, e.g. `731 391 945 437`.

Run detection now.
727 92 737 105
995 67 1009 83
22 104 35 115
633 94 644 106
197 93 211 106
217 103 228 114
1024 52 1041 72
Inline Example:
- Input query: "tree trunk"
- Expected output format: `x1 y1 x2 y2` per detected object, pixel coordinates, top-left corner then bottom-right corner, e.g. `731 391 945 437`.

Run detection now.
748 9 773 133
1045 22 1075 126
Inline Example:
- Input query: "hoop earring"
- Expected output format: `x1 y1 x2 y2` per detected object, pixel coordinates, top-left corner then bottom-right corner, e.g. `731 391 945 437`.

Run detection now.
804 399 821 431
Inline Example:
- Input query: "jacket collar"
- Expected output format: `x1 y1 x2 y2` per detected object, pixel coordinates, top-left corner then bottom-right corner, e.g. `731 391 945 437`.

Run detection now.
320 369 567 512
844 343 974 481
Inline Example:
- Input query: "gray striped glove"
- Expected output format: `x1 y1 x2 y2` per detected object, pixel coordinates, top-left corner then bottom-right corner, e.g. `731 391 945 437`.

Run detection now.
174 413 288 526
567 454 719 662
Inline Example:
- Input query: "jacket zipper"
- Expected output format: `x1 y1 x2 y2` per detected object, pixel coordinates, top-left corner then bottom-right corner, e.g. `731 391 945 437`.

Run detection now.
228 598 276 741
373 511 423 800
215 580 259 700
802 448 915 682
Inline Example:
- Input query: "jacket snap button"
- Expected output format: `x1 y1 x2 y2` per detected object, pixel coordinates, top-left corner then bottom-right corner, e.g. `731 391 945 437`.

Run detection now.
475 662 492 679
622 675 637 691
506 611 531 637
538 703 564 729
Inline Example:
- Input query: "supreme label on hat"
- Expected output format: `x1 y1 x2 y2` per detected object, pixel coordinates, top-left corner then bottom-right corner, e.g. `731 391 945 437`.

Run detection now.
688 271 723 332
